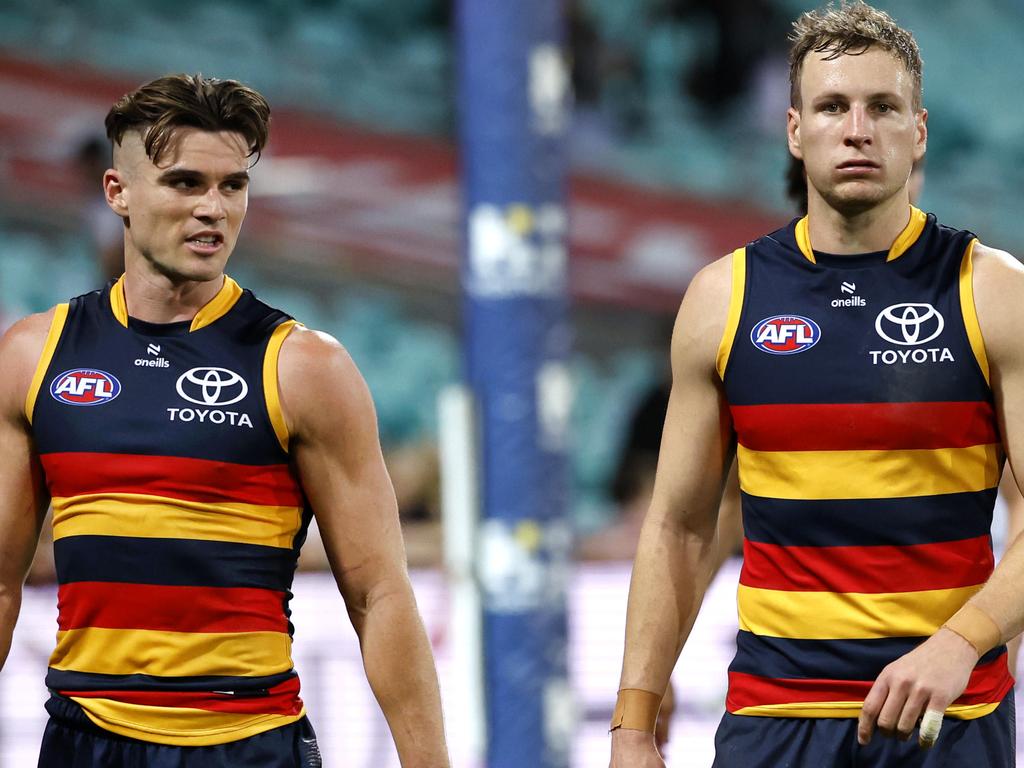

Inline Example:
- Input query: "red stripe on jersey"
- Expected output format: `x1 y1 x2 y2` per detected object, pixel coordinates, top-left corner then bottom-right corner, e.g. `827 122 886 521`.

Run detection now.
57 582 289 634
740 536 994 594
40 452 303 507
62 677 303 715
731 401 997 452
726 656 1011 712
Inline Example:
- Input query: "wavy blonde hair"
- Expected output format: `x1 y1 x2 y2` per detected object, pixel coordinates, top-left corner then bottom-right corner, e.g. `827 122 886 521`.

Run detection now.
789 1 922 110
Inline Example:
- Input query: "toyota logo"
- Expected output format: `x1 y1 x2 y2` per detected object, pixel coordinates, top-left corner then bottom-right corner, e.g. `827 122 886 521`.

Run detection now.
176 367 249 406
874 303 944 346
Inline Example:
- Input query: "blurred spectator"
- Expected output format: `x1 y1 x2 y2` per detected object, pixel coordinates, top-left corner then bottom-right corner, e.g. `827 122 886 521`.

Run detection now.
74 135 123 283
579 319 740 565
387 440 443 568
666 0 787 112
299 440 443 571
569 0 602 109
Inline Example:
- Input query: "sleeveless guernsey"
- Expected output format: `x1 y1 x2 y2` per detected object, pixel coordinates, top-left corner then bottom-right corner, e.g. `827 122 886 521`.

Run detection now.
26 275 312 746
717 207 1013 719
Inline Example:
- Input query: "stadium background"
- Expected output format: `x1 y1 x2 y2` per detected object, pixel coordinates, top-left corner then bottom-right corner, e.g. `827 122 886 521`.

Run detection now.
1 0 1022 765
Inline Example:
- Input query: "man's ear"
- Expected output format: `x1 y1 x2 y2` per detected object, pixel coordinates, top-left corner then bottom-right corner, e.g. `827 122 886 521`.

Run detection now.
104 169 129 219
787 107 803 160
913 108 928 164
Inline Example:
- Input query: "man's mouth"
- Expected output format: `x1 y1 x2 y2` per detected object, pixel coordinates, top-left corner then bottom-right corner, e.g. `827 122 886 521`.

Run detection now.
185 231 225 253
837 160 880 171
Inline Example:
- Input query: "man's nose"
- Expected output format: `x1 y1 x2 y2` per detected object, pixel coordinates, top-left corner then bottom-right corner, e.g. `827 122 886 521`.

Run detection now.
844 105 872 147
194 188 226 221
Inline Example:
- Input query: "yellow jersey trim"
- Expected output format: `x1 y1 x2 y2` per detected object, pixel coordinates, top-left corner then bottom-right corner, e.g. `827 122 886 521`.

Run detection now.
264 320 299 453
887 206 928 262
794 206 926 264
74 698 305 746
737 443 1001 500
733 701 999 719
716 248 747 380
737 583 982 640
110 275 242 332
191 276 243 332
959 239 989 385
795 216 814 263
25 304 69 424
110 275 129 328
51 493 304 549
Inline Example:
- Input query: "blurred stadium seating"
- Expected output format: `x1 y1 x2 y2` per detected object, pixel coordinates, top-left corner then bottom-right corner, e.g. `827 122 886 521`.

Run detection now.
1 1 1022 765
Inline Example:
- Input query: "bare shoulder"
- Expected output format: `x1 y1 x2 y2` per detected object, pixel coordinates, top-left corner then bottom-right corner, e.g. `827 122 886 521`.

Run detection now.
671 253 736 367
683 251 735 307
971 242 1024 366
0 308 58 416
278 324 355 379
972 242 1024 285
277 324 375 440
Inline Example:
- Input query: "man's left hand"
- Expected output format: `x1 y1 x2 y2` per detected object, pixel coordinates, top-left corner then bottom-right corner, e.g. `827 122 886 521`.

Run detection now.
857 627 978 748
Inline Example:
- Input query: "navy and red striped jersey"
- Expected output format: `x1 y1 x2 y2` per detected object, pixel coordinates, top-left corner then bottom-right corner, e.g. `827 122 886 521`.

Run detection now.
716 207 1012 719
27 275 311 745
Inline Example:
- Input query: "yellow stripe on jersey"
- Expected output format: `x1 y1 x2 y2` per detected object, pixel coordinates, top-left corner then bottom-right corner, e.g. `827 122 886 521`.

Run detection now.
737 583 982 640
959 239 990 385
737 443 1001 500
733 701 999 719
191 276 243 332
264 320 298 453
25 303 69 424
716 248 747 380
51 494 303 549
51 627 294 678
73 698 305 746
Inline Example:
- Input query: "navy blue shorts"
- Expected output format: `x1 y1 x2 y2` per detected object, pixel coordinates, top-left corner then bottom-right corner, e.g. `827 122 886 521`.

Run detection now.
712 692 1014 768
38 694 322 768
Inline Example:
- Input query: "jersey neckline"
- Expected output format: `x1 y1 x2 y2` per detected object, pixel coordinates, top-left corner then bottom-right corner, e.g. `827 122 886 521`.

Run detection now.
794 206 927 265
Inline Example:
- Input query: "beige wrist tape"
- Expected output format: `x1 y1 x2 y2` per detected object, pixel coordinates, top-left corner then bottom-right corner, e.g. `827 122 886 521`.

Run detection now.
610 688 662 733
942 603 1002 657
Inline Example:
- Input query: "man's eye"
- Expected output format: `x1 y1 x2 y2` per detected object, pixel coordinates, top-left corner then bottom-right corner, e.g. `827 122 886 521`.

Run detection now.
823 103 841 113
174 179 198 189
876 103 892 114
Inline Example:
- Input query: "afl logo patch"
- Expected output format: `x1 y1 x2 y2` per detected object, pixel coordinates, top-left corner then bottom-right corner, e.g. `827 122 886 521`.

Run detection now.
50 369 122 406
751 315 821 355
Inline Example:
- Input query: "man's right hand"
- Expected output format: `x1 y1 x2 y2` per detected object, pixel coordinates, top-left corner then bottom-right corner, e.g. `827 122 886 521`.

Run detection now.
610 727 667 768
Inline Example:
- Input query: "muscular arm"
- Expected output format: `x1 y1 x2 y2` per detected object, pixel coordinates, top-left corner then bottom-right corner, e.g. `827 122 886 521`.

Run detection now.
0 311 53 669
612 257 735 763
997 471 1024 675
279 327 449 768
962 245 1024 642
859 243 1024 746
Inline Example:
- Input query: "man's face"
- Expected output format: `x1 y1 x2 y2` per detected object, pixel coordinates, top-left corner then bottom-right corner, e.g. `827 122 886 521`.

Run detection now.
788 46 927 215
106 127 251 283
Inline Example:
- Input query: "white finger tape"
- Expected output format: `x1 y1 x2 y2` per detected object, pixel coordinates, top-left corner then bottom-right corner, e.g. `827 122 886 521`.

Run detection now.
919 709 944 747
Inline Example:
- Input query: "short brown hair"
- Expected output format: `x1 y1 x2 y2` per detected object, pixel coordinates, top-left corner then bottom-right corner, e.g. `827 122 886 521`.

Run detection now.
106 73 271 164
789 1 923 110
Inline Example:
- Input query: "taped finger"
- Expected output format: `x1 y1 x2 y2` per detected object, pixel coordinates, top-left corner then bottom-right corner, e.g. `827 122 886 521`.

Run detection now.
918 708 944 749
